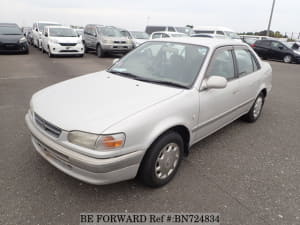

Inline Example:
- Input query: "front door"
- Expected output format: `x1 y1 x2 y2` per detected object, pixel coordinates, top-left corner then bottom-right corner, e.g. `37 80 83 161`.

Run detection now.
195 46 242 140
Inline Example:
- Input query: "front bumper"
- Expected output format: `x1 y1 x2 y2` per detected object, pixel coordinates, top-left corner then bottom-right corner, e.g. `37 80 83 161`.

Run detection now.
102 44 133 53
25 113 144 185
49 43 84 55
0 42 28 53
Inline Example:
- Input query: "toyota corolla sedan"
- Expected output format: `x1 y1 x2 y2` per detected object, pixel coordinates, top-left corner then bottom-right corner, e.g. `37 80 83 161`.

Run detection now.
25 38 272 187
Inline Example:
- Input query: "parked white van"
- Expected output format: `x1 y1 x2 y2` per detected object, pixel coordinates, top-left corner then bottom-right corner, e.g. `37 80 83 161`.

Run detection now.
193 26 241 41
32 21 61 49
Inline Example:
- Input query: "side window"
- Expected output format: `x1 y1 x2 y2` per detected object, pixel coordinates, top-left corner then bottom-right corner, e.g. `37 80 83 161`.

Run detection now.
152 33 161 39
251 54 259 71
271 42 285 50
161 33 169 38
234 49 254 76
207 49 235 80
216 31 224 35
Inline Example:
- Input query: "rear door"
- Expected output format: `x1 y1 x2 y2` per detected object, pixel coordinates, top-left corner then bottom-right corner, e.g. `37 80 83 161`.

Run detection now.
233 46 262 112
254 40 271 58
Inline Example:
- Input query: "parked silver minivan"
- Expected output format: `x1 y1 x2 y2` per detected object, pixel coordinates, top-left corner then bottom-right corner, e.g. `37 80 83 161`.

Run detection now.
83 24 133 57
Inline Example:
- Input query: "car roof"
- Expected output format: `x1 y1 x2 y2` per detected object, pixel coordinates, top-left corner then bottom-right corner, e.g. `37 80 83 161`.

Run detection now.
0 23 18 27
152 31 185 35
151 37 247 48
193 26 234 32
46 26 71 29
35 21 60 24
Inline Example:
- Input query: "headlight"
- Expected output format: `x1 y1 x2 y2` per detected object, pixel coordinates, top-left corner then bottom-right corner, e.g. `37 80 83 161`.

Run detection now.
293 50 300 55
19 37 27 43
68 131 125 150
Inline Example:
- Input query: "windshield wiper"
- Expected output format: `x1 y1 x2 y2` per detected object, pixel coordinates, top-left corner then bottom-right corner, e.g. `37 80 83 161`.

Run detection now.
108 70 188 89
145 79 188 89
108 70 140 79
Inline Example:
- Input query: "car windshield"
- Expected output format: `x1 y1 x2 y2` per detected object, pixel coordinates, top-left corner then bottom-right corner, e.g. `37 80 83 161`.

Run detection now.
175 27 194 35
98 27 123 37
38 23 60 31
0 26 22 35
108 41 208 88
224 31 241 39
284 42 299 50
171 33 187 37
131 31 149 39
49 28 77 37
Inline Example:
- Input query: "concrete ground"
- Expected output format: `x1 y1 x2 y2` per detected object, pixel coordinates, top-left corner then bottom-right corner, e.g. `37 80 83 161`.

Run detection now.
0 47 299 225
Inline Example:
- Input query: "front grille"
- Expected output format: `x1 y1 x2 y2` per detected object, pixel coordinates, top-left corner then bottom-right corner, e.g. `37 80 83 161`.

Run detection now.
34 113 62 138
59 43 77 46
59 50 78 52
113 41 126 44
0 43 19 50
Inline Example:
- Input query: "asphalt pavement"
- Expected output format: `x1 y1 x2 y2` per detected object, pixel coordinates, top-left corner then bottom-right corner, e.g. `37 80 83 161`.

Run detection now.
0 46 299 225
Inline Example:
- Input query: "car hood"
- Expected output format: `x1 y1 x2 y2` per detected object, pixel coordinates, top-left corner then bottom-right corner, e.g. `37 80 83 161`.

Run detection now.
32 71 183 133
0 34 23 43
50 36 80 43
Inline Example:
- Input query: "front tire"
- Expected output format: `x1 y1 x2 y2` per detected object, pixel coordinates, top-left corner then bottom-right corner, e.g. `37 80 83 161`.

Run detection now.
243 93 265 123
96 44 104 57
283 55 292 63
48 47 53 58
138 131 184 187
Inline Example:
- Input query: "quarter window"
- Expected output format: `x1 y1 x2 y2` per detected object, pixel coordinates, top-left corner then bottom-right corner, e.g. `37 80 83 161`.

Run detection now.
207 49 235 80
234 49 254 76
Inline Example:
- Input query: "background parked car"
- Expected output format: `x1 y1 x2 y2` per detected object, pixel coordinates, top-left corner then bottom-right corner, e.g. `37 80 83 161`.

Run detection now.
32 21 61 49
83 25 133 57
120 29 149 48
145 25 178 35
193 26 241 41
0 23 29 54
252 39 300 63
41 26 84 57
150 31 187 39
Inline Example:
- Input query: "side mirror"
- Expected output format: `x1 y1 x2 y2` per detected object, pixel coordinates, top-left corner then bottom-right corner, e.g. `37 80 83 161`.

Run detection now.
201 76 227 90
36 28 38 32
278 46 283 50
112 58 119 65
45 33 48 37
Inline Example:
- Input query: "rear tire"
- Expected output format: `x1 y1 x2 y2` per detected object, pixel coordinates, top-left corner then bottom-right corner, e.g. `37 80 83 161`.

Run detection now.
243 93 265 123
138 131 184 188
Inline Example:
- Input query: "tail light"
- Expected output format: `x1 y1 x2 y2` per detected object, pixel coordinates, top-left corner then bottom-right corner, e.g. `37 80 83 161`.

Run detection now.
251 44 256 48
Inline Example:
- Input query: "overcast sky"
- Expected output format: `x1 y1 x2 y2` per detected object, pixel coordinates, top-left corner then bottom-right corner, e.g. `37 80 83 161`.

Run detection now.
0 0 299 34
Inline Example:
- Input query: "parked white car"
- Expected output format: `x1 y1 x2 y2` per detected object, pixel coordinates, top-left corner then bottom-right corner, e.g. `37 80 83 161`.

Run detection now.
41 26 84 57
150 31 187 39
32 21 61 49
193 26 241 41
25 38 272 187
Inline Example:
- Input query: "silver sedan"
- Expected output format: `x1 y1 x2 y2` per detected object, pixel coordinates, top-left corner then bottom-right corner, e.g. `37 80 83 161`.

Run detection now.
25 38 272 187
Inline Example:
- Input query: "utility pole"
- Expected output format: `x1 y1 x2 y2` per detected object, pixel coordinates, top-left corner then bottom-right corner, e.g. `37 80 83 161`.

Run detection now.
267 0 276 37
